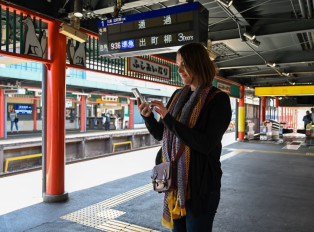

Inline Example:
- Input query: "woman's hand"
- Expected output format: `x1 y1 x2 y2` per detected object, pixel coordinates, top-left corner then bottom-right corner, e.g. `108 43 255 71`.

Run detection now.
151 100 169 119
137 98 153 117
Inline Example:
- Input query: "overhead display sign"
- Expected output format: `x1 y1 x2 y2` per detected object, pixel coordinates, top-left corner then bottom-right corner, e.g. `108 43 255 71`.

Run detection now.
98 2 208 57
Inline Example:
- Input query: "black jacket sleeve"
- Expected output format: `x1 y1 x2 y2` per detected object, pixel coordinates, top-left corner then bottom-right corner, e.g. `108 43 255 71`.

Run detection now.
143 114 164 141
142 89 181 141
161 92 231 155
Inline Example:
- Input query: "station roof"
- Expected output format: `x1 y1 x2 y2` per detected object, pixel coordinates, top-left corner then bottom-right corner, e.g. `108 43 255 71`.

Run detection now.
3 0 314 89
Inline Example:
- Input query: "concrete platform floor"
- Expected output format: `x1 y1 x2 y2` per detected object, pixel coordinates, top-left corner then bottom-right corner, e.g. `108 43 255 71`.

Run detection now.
1 132 314 232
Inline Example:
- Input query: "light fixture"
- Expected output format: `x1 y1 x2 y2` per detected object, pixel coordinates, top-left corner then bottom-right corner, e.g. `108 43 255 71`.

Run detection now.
249 39 261 47
282 72 292 77
74 12 83 18
266 62 277 68
207 39 217 61
217 0 233 7
59 23 88 43
243 32 256 41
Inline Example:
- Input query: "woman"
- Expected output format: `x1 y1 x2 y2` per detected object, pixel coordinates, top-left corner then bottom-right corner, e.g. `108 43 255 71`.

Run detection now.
137 42 231 231
9 108 19 133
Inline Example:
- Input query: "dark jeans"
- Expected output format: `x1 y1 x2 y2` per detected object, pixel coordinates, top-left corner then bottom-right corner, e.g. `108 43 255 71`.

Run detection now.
172 190 220 232
11 120 18 131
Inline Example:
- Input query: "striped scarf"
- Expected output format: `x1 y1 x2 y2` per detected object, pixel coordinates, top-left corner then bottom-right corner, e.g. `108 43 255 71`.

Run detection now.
161 85 212 228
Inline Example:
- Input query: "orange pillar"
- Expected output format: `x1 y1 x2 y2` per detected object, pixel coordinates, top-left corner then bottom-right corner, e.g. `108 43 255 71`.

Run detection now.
129 99 134 129
33 99 37 130
43 21 68 202
238 86 245 140
261 96 266 122
0 89 5 138
80 95 86 132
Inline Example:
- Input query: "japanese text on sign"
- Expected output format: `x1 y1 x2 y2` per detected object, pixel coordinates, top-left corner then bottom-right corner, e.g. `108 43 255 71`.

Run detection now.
129 57 171 79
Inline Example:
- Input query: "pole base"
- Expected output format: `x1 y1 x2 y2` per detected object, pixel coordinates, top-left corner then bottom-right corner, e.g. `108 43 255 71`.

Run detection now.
43 191 68 203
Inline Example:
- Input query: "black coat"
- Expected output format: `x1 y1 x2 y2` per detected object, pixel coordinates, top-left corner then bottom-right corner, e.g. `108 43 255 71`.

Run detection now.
143 86 232 214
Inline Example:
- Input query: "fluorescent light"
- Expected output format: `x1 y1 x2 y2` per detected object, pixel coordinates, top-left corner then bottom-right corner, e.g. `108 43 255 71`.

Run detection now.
27 88 42 92
74 12 83 18
72 92 90 96
243 32 256 40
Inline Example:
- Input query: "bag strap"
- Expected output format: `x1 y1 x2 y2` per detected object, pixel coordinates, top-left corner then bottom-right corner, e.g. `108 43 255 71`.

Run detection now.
174 143 185 162
173 87 221 162
205 87 221 107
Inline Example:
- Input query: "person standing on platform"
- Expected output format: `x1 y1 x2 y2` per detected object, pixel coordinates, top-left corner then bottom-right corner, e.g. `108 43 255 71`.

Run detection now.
9 108 19 133
303 110 311 129
102 109 110 131
137 42 231 231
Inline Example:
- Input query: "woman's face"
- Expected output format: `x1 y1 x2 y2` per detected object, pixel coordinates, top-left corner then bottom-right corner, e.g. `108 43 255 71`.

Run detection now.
176 53 192 85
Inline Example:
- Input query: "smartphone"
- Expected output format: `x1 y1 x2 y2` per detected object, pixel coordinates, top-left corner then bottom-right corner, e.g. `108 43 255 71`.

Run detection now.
132 88 146 104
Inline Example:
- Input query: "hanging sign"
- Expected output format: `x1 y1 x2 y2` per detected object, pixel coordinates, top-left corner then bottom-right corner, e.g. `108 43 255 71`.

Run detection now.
128 57 170 79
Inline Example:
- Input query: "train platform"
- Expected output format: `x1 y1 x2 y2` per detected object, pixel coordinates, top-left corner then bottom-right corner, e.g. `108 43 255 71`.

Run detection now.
1 132 314 232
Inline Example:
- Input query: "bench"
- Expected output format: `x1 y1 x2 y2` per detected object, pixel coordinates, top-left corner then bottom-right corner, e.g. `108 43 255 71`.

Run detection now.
4 153 42 173
112 141 132 152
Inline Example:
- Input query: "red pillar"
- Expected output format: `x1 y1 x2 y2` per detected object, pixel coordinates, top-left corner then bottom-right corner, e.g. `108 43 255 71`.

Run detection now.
290 108 292 128
288 108 291 127
43 20 68 202
33 99 37 130
238 86 245 140
80 95 86 132
275 97 279 121
261 96 266 122
0 89 5 138
129 99 134 129
284 108 286 126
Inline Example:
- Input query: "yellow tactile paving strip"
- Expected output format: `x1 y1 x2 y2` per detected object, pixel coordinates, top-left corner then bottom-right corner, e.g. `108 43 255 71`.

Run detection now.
61 184 159 232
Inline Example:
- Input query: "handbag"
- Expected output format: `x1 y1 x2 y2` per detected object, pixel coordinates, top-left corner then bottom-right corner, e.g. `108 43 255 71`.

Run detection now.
14 117 19 123
151 144 184 193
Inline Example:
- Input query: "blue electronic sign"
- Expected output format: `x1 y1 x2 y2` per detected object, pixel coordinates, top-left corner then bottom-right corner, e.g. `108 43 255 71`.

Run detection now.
98 2 208 57
121 40 135 49
98 2 199 28
15 104 32 115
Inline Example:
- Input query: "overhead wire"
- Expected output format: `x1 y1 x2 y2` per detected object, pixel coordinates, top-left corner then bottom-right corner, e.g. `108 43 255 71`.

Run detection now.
214 0 298 84
208 0 273 28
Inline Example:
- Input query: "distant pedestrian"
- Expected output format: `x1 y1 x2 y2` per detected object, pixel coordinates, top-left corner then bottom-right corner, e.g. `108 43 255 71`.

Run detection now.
102 109 110 131
303 111 311 129
9 108 19 133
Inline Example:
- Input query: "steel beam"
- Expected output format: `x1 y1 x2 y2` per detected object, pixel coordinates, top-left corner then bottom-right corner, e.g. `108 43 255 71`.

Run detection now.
209 19 314 41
